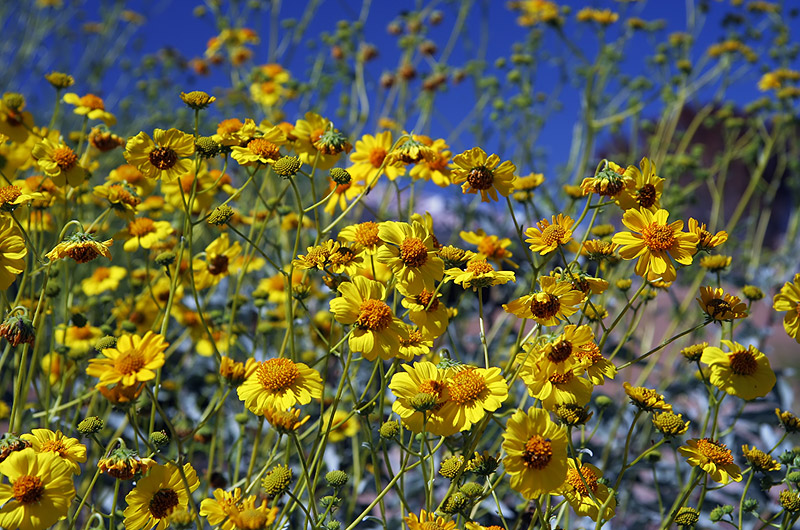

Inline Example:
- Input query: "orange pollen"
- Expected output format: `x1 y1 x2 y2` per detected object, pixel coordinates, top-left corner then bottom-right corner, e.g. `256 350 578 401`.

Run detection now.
418 379 444 396
637 184 657 208
356 299 394 331
148 488 180 519
257 358 300 391
548 340 573 362
247 138 280 160
541 224 567 245
208 254 230 276
729 349 758 376
148 146 178 170
0 185 22 204
696 438 734 465
448 368 487 404
522 435 553 469
12 475 44 505
368 147 387 168
354 222 380 247
416 289 439 311
400 237 429 267
71 326 95 340
78 94 105 110
530 293 560 319
52 146 79 171
400 329 423 347
466 165 494 190
115 350 146 375
466 259 495 275
128 217 156 237
641 222 675 251
41 439 67 455
548 371 573 385
217 118 244 135
111 186 140 207
334 181 351 194
329 247 356 265
566 465 598 496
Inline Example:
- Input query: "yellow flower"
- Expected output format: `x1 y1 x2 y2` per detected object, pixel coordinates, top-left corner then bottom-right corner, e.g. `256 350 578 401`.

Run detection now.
409 137 452 187
404 510 456 530
460 229 517 269
558 459 616 521
31 139 86 187
697 286 748 322
200 488 244 530
398 325 433 360
228 495 278 530
97 448 156 480
451 147 516 202
377 220 444 296
93 183 141 220
519 359 593 410
80 266 127 296
503 275 585 326
0 184 42 212
0 449 76 530
525 214 574 255
438 366 508 432
0 216 27 290
573 341 616 385
40 352 74 387
122 218 174 252
773 273 800 343
401 288 450 339
20 429 86 475
502 406 568 499
741 445 781 473
123 463 199 530
687 218 728 253
338 221 384 257
124 128 195 181
699 254 732 272
701 341 776 400
237 358 323 413
612 208 697 282
108 163 155 197
323 178 367 215
510 0 562 27
623 382 672 411
615 157 664 211
62 93 115 125
329 276 405 361
86 331 167 388
347 131 405 182
229 126 287 166
679 438 742 484
580 162 633 198
444 258 516 291
191 233 242 289
321 409 360 443
536 325 595 370
292 112 348 170
389 361 455 434
577 7 619 24
46 233 112 263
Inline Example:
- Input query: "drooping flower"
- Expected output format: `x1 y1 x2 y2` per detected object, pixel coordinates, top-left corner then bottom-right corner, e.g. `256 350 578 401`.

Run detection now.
460 229 517 269
701 341 776 400
97 447 156 480
124 128 195 181
46 233 112 264
773 273 800 343
697 286 748 322
122 463 199 530
451 147 516 202
679 438 742 484
558 458 616 521
444 257 515 291
86 331 167 388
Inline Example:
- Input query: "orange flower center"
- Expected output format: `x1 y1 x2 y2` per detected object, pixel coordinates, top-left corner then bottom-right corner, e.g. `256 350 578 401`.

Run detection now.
466 259 494 275
129 217 156 237
41 439 68 455
566 465 598 496
466 165 494 190
729 349 758 376
71 326 95 340
148 147 178 170
334 181 351 194
637 184 657 208
148 488 180 519
208 255 230 276
696 438 734 465
247 138 280 160
548 340 573 362
476 238 502 259
354 222 380 247
310 129 325 144
0 185 22 204
448 368 486 404
641 222 675 251
356 299 393 331
416 289 439 311
79 94 105 110
428 153 448 171
115 350 146 375
52 146 79 171
257 358 300 391
12 475 44 505
530 292 560 319
418 379 445 396
541 224 567 246
400 329 423 347
400 237 429 267
217 118 243 135
522 435 552 469
548 371 573 385
368 147 386 168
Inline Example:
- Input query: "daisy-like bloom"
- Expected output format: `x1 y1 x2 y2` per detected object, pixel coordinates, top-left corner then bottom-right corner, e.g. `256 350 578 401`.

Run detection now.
98 382 145 405
80 266 127 296
573 341 616 385
775 408 800 433
0 184 42 212
697 286 748 322
293 112 348 170
377 220 444 296
213 118 259 147
200 487 244 530
401 288 450 339
510 0 563 26
93 183 141 220
192 233 242 289
45 233 112 264
323 177 367 215
741 445 781 473
31 139 86 187
623 382 672 412
580 162 633 198
652 411 690 437
262 407 310 434
503 276 585 326
218 357 258 387
62 93 115 125
520 360 593 410
237 358 323 413
228 495 278 530
97 447 156 480
404 509 456 530
699 254 731 273
390 361 452 435
0 96 36 143
0 449 76 530
108 164 155 197
773 273 800 343
502 407 568 499
20 429 86 475
687 218 728 253
511 172 545 202
55 324 104 357
445 257 516 291
124 128 195 181
229 126 288 166
525 214 574 255
537 325 594 370
0 216 27 290
612 208 698 282
451 147 516 202
123 463 199 530
88 128 125 152
558 459 616 522
397 325 433 360
460 229 517 269
679 438 742 484
615 157 664 211
321 409 360 443
384 135 435 166
347 131 405 182
701 341 776 400
330 277 405 361
86 331 167 388
408 137 452 187
123 218 173 252
338 221 384 258
438 366 508 432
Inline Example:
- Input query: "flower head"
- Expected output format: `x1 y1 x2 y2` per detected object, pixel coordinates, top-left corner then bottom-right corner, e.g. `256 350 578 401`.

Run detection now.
697 286 748 322
123 463 199 530
503 276 585 326
451 147 516 202
701 341 775 400
86 331 167 388
237 358 323 413
558 459 616 521
62 93 115 125
377 219 444 296
124 128 195 181
773 273 800 343
679 438 742 484
445 257 515 291
623 382 672 412
31 139 86 187
525 214 574 255
46 233 112 264
20 429 86 475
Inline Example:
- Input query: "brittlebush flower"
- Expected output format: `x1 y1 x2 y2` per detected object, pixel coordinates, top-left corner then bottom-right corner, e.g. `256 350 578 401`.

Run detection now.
0 216 27 289
687 218 728 253
444 258 515 291
31 139 86 187
558 459 616 522
377 220 444 296
124 128 195 181
502 407 568 499
123 463 199 530
438 366 508 432
741 445 781 473
200 487 244 530
347 131 405 182
123 218 173 252
46 233 112 264
612 208 698 282
679 438 742 484
404 510 456 530
525 214 574 255
615 157 663 211
773 274 800 343
86 331 167 388
237 358 323 413
401 288 450 339
20 429 86 475
98 448 156 480
451 147 516 202
409 137 452 186
62 93 115 125
503 276 585 326
389 361 454 436
0 449 76 530
460 229 517 269
81 266 127 296
519 360 593 410
701 341 775 400
697 286 748 322
229 126 287 166
623 382 672 411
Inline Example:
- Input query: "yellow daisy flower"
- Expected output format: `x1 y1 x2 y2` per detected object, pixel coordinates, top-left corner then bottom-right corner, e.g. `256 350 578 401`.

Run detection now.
347 131 405 182
122 218 174 252
409 137 452 187
323 178 367 215
678 438 742 484
697 286 748 322
46 233 112 264
86 331 167 388
525 214 574 255
389 361 454 436
612 208 698 282
687 218 728 253
321 409 360 442
460 229 517 269
377 219 444 296
614 157 663 211
445 257 515 291
580 161 633 198
0 216 27 290
80 266 127 296
741 445 781 473
54 323 103 358
558 459 616 522
292 112 348 170
124 128 195 181
536 324 595 370
97 448 156 480
62 93 115 125
773 273 800 343
31 139 86 187
451 147 516 202
701 341 776 400
93 182 141 220
398 325 433 360
107 164 155 197
228 495 279 530
123 463 199 530
401 288 450 339
573 341 616 385
229 126 287 166
237 358 323 413
623 382 672 412
20 429 86 475
404 510 456 530
438 366 508 432
520 359 593 410
502 406 568 499
191 233 242 289
503 275 585 326
338 221 384 257
0 184 43 212
0 449 76 530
